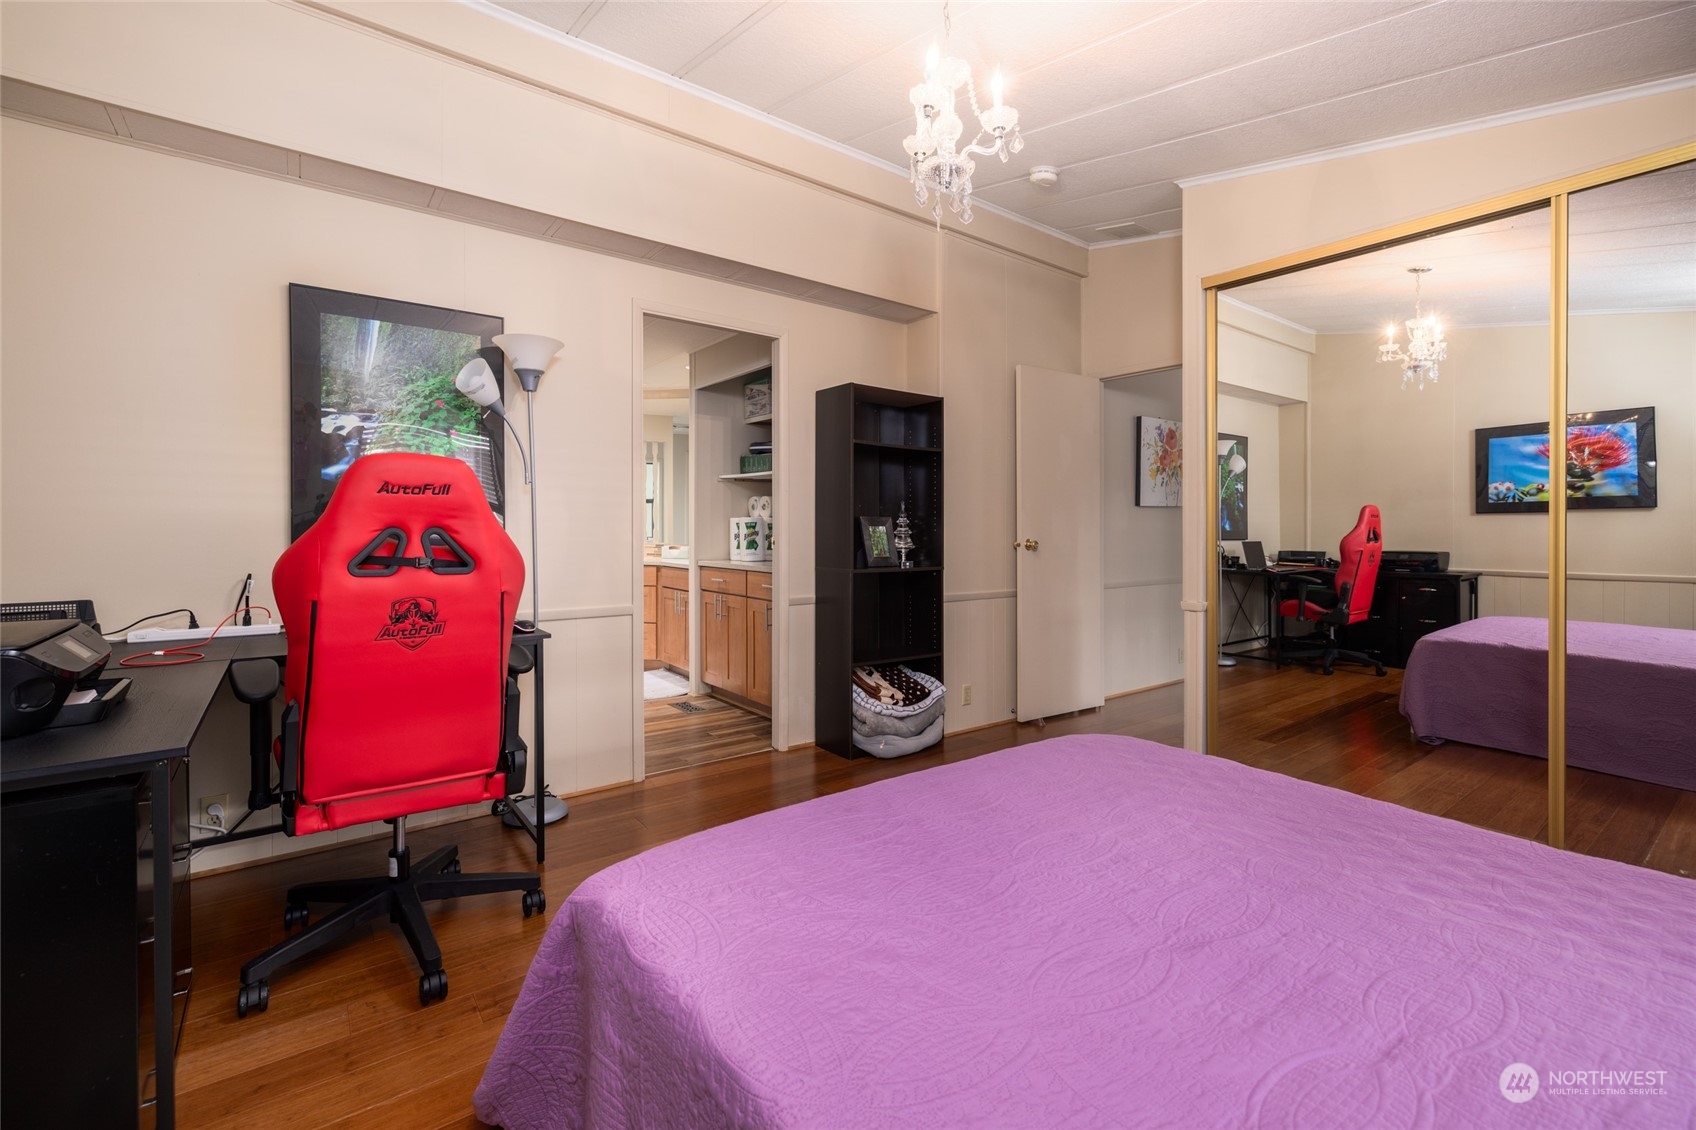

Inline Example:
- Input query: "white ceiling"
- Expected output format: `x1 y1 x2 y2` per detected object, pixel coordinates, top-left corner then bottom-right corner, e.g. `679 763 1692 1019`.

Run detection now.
490 0 1695 244
643 315 737 391
1227 159 1696 333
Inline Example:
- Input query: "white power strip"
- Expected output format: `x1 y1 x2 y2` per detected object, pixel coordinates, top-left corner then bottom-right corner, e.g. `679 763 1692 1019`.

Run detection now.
128 624 283 643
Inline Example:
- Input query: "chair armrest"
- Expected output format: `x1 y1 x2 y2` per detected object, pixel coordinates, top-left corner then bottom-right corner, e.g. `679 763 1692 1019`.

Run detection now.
508 643 535 678
499 675 527 796
278 701 301 835
230 659 282 812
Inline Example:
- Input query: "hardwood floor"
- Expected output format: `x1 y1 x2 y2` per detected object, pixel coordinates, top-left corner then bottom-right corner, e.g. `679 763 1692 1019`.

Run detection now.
176 666 1691 1128
643 693 771 775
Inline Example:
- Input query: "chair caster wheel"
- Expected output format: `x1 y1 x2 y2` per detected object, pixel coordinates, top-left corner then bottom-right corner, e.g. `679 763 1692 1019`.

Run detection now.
237 981 269 1018
491 799 510 817
419 969 448 1006
522 888 546 919
444 858 462 876
284 902 310 930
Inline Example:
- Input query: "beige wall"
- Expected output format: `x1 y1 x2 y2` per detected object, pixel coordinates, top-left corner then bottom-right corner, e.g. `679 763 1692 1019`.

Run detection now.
0 119 912 869
1308 312 1695 627
1178 86 1696 750
1083 235 1182 379
0 1 1092 866
939 235 1084 730
1103 369 1183 692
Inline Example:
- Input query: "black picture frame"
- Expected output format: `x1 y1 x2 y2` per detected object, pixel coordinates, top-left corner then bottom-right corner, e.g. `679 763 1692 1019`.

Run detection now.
858 516 895 567
1218 432 1248 539
1474 406 1657 514
288 283 505 540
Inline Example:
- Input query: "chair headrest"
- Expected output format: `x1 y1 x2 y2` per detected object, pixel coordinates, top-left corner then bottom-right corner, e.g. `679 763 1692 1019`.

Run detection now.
320 452 493 532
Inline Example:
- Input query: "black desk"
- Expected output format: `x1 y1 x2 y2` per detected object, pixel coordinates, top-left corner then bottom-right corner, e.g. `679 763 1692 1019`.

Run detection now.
1 639 232 1129
1221 567 1482 668
1 629 553 1129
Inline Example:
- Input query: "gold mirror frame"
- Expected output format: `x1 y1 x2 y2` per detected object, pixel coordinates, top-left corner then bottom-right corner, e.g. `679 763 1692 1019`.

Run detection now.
1201 141 1696 851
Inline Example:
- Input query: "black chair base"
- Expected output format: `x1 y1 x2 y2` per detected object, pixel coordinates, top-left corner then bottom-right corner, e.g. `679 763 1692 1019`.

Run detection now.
236 828 542 1017
1277 629 1386 677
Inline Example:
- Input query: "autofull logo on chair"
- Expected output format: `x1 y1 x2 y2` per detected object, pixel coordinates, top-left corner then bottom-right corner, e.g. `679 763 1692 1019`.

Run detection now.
376 480 453 496
377 596 447 650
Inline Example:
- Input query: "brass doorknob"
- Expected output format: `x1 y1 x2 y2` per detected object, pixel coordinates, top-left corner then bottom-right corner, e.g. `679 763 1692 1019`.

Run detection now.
1021 538 1039 551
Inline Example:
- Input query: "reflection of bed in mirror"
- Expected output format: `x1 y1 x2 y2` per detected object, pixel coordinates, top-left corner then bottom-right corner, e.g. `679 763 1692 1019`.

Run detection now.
1401 616 1696 790
475 735 1696 1129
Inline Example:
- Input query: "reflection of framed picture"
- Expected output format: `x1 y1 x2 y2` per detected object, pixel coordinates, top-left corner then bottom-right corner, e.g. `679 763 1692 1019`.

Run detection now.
1136 415 1182 507
859 516 895 567
288 284 504 540
1217 433 1248 539
1474 406 1657 514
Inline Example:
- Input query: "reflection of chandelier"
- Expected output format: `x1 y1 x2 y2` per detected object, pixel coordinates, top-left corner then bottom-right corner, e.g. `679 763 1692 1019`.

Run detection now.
1378 267 1448 390
902 3 1022 224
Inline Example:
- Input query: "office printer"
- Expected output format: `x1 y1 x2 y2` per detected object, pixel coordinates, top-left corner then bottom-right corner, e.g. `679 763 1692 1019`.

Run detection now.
1 620 125 738
1380 550 1450 573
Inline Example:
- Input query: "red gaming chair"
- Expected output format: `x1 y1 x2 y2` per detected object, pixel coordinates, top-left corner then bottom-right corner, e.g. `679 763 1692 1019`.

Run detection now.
234 452 542 1017
1274 504 1386 677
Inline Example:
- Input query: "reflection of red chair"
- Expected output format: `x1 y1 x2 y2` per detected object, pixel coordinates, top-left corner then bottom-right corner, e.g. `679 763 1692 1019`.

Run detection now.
234 452 543 1018
1275 505 1386 677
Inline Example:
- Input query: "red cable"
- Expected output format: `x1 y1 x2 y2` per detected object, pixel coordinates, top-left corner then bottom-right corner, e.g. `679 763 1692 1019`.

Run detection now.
119 606 276 668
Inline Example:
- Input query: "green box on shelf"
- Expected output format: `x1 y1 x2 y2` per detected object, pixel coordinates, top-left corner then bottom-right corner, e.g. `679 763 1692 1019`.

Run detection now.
740 453 772 474
744 373 772 419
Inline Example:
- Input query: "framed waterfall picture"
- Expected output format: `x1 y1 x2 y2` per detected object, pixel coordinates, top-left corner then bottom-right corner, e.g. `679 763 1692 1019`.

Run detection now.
1218 433 1248 539
1474 407 1657 514
288 284 506 540
1136 416 1182 507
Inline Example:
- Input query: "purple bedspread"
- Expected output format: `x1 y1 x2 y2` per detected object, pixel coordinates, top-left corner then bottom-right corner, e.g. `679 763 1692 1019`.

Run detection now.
474 735 1696 1129
1400 616 1696 791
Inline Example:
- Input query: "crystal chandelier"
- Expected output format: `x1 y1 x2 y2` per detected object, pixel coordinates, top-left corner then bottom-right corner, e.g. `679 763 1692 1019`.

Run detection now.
1378 267 1448 390
902 3 1022 224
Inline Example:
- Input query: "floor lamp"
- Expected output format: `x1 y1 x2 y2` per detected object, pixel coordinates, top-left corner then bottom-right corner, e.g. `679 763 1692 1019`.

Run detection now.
456 333 569 827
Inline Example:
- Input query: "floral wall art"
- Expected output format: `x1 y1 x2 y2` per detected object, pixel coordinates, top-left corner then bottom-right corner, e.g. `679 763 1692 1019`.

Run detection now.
1137 415 1182 507
1474 407 1657 513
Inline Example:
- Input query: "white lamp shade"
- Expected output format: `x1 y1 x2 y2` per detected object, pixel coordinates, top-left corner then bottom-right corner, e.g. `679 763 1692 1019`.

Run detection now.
454 357 503 410
493 333 564 374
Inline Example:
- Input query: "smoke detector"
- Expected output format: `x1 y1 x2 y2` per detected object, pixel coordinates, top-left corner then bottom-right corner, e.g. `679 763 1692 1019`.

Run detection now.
1028 165 1059 188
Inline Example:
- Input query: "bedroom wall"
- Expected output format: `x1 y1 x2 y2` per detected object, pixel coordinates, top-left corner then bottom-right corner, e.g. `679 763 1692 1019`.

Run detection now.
1308 312 1696 629
1175 83 1696 748
1103 369 1184 693
939 234 1084 732
0 1 1090 865
1083 234 1182 379
0 118 914 870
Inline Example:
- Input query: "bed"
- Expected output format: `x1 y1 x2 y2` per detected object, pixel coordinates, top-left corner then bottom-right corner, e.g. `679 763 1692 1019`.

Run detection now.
1400 616 1696 792
474 734 1695 1129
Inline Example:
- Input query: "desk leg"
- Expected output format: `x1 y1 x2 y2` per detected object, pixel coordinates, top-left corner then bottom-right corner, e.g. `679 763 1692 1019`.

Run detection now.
532 645 545 866
151 761 174 1130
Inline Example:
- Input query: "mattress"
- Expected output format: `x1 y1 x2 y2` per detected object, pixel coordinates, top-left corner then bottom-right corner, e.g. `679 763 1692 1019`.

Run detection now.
474 734 1696 1129
1400 616 1696 791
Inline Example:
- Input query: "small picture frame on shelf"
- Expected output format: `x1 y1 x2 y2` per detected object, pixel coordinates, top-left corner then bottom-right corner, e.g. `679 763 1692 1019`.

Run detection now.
858 516 895 567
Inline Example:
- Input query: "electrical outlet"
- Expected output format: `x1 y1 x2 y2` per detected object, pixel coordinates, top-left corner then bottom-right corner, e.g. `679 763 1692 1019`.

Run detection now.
199 794 228 831
963 684 973 705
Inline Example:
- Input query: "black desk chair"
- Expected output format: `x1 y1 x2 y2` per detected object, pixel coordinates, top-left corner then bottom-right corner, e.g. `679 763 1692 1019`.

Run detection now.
1274 505 1386 677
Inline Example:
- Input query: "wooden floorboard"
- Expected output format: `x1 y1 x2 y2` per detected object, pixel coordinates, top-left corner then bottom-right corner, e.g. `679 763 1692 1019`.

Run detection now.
643 693 771 775
176 665 1693 1127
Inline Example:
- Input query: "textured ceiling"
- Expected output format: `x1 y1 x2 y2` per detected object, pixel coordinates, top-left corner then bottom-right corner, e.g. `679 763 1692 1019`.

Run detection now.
1227 160 1696 333
490 1 1695 244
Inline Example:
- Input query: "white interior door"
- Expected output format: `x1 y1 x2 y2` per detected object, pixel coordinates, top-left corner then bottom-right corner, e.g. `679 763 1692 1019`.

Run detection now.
1015 365 1105 722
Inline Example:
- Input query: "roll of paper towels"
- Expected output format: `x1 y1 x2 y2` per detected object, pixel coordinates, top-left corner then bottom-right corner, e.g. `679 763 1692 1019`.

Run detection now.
749 495 762 517
756 495 773 520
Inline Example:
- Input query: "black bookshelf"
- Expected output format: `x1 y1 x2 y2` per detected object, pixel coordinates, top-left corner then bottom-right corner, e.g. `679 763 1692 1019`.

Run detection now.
815 384 943 759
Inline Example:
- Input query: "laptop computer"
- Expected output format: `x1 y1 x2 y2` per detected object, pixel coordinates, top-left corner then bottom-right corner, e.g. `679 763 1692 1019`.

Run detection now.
1240 541 1266 570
